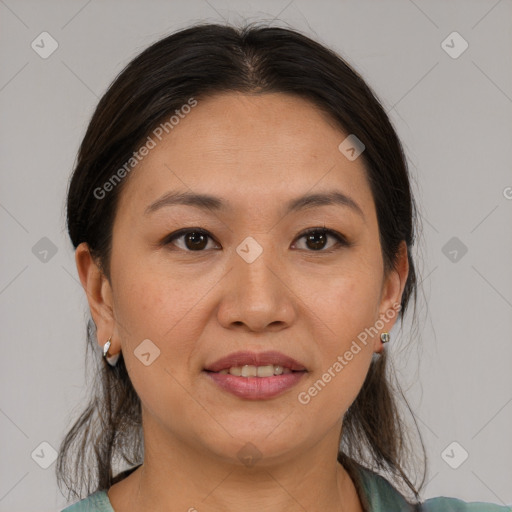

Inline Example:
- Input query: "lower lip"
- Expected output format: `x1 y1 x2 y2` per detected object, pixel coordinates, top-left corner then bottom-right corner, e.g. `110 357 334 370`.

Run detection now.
204 371 306 400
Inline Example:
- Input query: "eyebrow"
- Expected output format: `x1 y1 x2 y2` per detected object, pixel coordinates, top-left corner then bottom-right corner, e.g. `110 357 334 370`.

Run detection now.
144 190 365 219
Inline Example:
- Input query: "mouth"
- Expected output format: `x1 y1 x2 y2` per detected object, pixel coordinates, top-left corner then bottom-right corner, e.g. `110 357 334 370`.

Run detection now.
203 351 307 400
204 350 307 373
212 364 298 377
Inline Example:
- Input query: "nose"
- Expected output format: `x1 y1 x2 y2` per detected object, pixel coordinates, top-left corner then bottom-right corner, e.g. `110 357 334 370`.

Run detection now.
216 240 297 333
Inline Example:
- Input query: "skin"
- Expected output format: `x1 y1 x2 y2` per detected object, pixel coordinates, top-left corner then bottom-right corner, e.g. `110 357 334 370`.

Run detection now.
76 92 409 512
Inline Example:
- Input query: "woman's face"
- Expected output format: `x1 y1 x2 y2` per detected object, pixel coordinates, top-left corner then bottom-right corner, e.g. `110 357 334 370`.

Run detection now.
80 92 407 466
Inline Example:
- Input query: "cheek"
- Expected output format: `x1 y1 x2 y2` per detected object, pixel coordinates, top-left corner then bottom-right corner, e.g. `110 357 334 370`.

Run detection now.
295 303 375 428
112 273 201 424
111 266 197 369
113 252 196 331
307 263 382 344
295 265 381 412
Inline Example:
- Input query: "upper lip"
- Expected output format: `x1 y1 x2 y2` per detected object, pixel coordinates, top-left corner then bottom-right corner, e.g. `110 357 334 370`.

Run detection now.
204 351 307 372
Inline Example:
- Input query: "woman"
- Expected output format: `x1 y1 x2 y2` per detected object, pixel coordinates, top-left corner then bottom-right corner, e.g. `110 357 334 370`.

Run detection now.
57 23 510 512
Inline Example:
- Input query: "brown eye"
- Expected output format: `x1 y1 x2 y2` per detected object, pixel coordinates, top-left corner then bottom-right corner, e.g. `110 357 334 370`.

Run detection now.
164 229 218 251
293 228 349 252
183 231 208 250
163 227 349 253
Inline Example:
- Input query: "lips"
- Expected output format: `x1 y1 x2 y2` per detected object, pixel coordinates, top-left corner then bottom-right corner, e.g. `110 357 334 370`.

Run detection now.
204 350 307 373
203 350 307 399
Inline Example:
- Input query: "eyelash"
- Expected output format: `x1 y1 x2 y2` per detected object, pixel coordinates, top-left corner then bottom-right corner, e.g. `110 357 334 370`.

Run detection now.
162 227 351 253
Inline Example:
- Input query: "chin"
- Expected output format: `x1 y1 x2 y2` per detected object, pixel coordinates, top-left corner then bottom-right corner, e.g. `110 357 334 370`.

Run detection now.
193 417 310 467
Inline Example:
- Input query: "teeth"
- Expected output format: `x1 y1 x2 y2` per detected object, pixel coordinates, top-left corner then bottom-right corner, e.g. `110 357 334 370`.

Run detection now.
257 365 274 377
229 367 242 376
273 365 284 375
219 364 293 377
241 365 257 377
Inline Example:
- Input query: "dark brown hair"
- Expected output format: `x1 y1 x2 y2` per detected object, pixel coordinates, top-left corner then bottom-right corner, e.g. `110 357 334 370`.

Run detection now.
57 21 426 504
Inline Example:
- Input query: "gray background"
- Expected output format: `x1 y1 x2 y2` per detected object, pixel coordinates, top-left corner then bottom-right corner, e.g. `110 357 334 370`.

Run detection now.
1 0 511 510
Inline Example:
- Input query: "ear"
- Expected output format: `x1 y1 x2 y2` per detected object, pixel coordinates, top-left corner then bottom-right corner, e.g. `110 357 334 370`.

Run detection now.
75 242 118 355
374 240 409 354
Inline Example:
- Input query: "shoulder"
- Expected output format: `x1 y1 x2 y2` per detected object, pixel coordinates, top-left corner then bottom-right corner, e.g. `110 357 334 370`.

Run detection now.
421 496 511 512
61 490 114 512
353 464 511 512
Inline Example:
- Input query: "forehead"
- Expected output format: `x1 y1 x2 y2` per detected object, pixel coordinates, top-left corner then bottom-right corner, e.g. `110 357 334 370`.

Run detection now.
116 92 374 219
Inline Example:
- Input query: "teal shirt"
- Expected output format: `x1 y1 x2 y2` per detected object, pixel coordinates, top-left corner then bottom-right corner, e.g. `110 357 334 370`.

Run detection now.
61 464 511 511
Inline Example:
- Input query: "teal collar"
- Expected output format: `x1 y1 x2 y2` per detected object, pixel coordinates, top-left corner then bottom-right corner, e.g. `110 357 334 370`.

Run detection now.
353 464 417 511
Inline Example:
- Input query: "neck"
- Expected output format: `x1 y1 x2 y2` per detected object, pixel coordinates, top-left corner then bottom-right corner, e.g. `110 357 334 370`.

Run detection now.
108 419 364 512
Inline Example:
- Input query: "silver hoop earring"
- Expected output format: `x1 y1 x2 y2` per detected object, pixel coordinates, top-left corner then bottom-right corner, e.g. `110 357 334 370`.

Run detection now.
103 337 120 367
380 332 390 343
